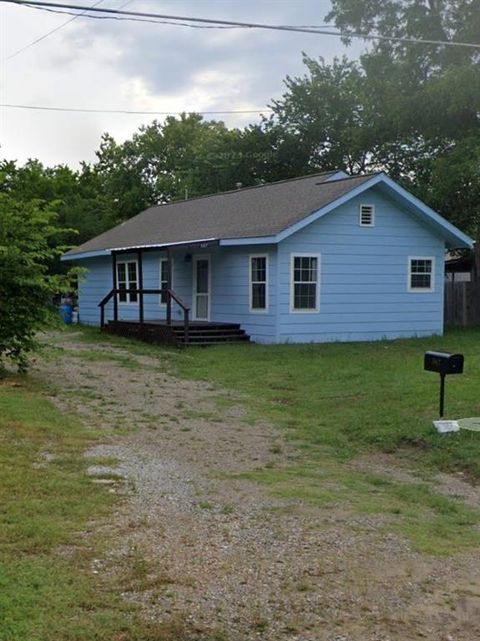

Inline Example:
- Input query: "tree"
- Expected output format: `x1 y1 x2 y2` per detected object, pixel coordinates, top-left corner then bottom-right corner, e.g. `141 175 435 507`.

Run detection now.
267 55 385 174
94 113 270 204
324 0 480 233
0 195 74 372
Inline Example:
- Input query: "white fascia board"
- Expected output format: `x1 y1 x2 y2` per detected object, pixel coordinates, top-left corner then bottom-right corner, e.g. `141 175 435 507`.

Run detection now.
61 249 111 261
63 238 219 261
109 238 218 252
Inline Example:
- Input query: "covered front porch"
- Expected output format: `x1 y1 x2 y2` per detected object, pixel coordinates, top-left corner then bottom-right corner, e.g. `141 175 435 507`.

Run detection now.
97 240 250 346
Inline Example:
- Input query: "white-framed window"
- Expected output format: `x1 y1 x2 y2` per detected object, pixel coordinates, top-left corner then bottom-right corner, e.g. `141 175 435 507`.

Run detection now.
117 260 138 303
290 253 320 312
359 204 375 227
159 257 173 305
249 255 268 312
408 257 435 292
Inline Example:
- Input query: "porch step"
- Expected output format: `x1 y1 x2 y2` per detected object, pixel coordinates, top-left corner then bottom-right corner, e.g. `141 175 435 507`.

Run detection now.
103 320 250 347
172 323 250 345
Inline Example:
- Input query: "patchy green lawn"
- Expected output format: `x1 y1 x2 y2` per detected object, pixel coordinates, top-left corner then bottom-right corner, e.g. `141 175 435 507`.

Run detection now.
73 326 480 478
169 328 480 478
0 376 184 641
169 328 480 555
5 327 479 638
69 326 480 555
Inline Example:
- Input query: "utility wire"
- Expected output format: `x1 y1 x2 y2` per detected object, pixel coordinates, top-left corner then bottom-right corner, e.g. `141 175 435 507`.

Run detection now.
7 0 105 60
0 102 273 115
2 0 480 49
24 3 244 28
6 0 133 59
24 4 337 32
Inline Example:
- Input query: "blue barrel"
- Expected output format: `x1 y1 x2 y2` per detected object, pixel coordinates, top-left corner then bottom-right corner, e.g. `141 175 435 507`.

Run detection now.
59 303 73 325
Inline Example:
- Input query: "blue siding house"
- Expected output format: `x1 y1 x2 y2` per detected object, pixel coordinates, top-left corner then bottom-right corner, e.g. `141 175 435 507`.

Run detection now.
62 170 473 345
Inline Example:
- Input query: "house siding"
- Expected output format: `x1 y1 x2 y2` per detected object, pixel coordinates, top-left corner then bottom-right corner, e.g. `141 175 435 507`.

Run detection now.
210 246 277 343
78 251 192 326
77 256 112 325
77 247 277 343
277 187 445 343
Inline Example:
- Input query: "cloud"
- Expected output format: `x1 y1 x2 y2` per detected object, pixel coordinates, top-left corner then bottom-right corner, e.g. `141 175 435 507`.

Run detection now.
0 0 364 166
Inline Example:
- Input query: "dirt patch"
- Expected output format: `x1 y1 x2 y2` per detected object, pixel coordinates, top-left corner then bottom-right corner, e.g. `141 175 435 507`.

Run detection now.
354 451 480 510
34 331 480 641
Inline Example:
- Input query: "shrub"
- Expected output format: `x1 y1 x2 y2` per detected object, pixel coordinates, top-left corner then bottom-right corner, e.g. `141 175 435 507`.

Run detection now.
0 194 74 372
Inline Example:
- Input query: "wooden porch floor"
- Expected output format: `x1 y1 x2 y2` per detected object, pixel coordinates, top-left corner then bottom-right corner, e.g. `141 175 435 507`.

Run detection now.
103 319 251 346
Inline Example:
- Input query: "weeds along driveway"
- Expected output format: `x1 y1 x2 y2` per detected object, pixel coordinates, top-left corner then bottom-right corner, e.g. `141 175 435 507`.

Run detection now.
36 330 480 641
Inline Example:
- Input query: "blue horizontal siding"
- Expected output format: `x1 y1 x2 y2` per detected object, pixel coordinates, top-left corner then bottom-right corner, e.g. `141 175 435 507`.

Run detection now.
76 247 278 342
210 246 277 343
277 186 445 343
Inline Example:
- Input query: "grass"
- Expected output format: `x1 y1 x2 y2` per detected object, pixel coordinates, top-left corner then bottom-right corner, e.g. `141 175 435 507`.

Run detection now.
91 325 480 556
151 327 480 555
166 328 480 478
241 462 480 555
0 375 185 641
3 325 479 640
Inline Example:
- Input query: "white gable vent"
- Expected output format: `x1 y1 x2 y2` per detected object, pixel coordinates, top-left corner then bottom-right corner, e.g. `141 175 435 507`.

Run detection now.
359 204 375 227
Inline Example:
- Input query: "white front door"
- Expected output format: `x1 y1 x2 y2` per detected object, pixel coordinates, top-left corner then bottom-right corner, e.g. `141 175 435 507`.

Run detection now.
193 256 210 320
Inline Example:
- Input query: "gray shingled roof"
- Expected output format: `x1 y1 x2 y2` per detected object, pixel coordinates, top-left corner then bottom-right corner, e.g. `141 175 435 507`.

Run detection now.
65 171 377 257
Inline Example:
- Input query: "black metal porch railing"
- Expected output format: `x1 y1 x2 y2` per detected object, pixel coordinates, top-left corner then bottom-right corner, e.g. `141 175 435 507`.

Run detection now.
98 288 190 344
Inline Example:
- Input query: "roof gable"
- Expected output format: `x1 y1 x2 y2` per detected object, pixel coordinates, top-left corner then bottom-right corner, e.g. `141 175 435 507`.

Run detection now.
267 173 472 250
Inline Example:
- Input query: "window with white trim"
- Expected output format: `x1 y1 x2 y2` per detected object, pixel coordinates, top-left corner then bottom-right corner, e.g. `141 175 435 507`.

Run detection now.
409 257 434 291
359 204 375 226
159 257 172 305
117 260 138 303
250 255 268 312
291 255 319 311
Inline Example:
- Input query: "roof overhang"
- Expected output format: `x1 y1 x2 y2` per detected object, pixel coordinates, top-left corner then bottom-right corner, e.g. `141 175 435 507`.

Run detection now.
62 238 219 261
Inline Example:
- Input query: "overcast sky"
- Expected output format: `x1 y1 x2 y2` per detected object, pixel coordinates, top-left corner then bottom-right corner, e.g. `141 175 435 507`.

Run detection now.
0 0 364 168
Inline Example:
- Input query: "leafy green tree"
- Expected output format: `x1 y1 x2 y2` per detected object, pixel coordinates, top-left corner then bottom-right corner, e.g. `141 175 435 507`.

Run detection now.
267 55 384 174
94 113 268 203
327 0 480 70
0 195 74 372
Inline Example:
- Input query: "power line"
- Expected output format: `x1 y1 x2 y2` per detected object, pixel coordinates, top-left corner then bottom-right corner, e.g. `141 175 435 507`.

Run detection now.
0 102 273 115
3 0 479 49
24 3 336 32
23 3 244 29
6 0 133 59
7 0 106 60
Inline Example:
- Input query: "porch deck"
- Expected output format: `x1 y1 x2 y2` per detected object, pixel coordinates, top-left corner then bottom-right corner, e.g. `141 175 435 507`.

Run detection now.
103 319 251 346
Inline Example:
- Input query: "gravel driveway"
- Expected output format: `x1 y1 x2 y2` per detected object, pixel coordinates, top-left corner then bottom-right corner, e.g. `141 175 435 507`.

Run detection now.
35 331 480 641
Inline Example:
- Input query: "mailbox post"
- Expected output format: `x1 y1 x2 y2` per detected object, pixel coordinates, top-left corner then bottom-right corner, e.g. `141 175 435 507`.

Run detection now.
424 351 464 418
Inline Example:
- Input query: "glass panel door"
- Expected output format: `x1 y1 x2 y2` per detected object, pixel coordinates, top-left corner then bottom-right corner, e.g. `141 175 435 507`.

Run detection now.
193 257 210 320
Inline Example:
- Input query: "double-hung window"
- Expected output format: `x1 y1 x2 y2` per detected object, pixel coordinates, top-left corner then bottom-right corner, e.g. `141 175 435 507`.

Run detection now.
250 255 268 312
408 257 434 292
291 254 319 312
117 260 138 303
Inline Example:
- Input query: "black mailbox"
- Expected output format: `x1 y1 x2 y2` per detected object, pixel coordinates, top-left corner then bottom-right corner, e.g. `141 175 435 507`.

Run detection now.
424 351 464 375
